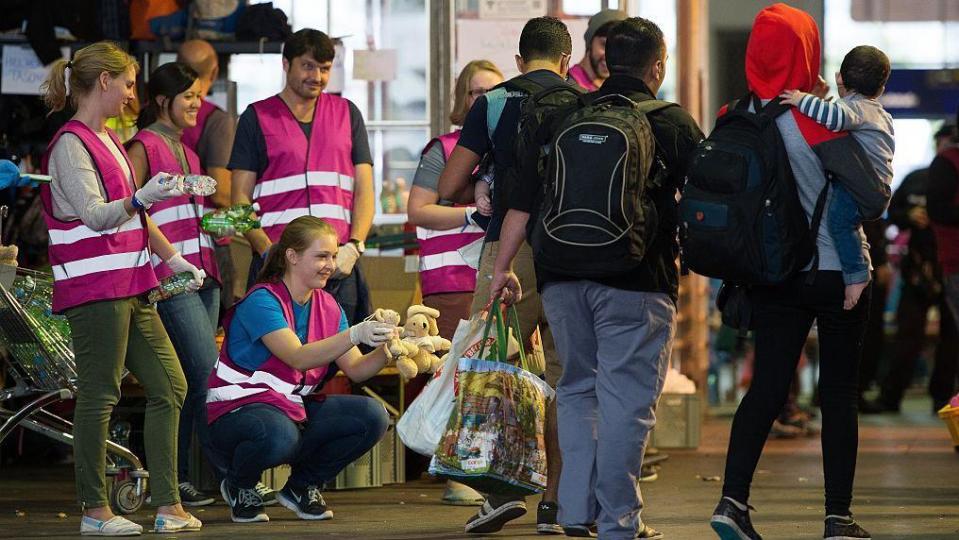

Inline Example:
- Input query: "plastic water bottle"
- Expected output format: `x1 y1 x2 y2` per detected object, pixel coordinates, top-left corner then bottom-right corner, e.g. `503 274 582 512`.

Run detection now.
146 271 197 304
159 174 217 196
201 204 261 237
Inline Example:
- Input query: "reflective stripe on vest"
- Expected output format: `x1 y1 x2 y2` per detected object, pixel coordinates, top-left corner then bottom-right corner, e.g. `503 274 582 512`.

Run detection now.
130 129 221 284
40 120 158 313
205 281 342 423
252 94 355 244
415 131 484 296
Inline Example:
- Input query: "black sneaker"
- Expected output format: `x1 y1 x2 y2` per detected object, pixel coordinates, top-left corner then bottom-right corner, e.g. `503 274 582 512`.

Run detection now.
710 497 762 540
536 501 563 534
178 481 214 506
563 524 597 537
255 481 278 506
276 484 333 520
465 499 527 534
824 515 871 539
220 480 269 523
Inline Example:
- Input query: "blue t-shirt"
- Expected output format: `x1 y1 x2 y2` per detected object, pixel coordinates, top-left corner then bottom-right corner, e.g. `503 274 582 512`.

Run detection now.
227 289 349 371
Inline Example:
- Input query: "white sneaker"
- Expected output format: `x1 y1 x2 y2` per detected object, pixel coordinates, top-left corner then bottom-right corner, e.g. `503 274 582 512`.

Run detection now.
80 515 143 536
152 512 202 533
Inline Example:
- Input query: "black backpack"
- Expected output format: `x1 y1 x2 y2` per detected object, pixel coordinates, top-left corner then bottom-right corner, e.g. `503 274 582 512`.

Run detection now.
680 94 826 286
529 93 675 278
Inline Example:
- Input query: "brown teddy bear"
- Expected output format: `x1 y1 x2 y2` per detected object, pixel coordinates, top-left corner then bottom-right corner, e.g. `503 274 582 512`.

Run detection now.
402 305 452 373
371 308 420 381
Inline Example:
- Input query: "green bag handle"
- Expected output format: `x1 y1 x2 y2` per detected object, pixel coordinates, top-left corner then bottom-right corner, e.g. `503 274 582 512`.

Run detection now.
476 297 531 372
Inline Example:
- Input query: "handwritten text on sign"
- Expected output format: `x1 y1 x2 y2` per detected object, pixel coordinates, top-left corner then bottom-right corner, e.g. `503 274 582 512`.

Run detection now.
2 45 70 96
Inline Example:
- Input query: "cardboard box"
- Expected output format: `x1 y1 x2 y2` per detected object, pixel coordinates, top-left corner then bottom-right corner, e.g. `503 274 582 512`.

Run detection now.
650 393 701 449
362 255 421 315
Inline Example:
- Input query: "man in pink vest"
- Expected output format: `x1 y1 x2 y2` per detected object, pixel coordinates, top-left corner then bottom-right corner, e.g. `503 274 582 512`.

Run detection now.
229 29 374 324
567 9 627 92
177 39 249 309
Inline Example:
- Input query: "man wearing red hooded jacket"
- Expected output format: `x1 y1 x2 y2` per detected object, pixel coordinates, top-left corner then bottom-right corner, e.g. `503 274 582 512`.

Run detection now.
709 5 889 540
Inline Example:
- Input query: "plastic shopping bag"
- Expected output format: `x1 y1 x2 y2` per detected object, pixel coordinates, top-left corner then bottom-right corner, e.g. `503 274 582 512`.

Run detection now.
430 299 555 495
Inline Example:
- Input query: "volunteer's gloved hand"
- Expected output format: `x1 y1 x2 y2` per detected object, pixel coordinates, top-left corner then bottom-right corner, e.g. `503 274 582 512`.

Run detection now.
334 241 361 278
134 173 184 209
0 160 28 189
165 252 205 291
349 320 396 347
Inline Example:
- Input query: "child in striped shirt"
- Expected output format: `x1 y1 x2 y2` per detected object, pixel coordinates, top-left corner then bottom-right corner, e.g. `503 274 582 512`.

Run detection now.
780 45 895 310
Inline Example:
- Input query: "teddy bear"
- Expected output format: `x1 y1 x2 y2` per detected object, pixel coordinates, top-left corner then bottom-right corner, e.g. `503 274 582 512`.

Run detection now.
371 308 420 381
402 305 452 373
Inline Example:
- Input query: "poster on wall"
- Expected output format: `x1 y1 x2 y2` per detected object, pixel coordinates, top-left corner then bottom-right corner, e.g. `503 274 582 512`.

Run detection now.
2 45 70 96
478 0 548 20
455 18 588 79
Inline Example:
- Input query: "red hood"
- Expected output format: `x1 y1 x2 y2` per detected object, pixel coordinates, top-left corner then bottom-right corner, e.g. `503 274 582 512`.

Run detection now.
745 3 821 99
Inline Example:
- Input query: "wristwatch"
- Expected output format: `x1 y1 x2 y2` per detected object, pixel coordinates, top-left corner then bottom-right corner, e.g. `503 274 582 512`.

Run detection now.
349 238 366 254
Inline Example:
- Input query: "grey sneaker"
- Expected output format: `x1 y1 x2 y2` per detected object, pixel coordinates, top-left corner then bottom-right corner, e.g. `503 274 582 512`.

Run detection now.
178 481 214 507
824 515 871 540
710 497 762 540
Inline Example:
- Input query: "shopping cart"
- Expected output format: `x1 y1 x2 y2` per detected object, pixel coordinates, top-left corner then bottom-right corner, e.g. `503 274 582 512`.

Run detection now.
0 262 149 514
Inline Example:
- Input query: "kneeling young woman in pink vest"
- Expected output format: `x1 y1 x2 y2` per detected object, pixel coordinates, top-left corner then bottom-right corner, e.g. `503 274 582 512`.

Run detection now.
40 42 203 535
126 62 222 507
206 216 393 523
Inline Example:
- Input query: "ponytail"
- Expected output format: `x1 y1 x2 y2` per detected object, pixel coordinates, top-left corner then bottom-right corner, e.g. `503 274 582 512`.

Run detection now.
256 216 339 283
40 41 139 115
42 59 71 114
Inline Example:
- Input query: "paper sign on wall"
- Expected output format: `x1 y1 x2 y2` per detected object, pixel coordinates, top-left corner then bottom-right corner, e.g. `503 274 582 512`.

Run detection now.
2 45 70 96
352 49 398 81
456 18 588 80
478 0 548 19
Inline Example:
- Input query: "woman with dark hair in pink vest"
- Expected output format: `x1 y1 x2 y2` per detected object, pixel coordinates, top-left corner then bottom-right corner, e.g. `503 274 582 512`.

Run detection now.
407 59 503 507
40 42 202 535
206 216 393 524
126 62 223 508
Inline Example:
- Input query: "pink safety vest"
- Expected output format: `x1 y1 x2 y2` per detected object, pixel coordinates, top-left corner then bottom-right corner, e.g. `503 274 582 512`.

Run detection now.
206 281 343 423
40 121 158 313
181 99 218 154
415 131 485 296
568 64 598 92
130 129 221 284
251 94 355 244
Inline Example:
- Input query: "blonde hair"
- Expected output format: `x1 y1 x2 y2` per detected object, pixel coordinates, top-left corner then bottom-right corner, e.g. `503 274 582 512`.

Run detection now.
257 216 339 283
41 41 139 114
450 60 503 126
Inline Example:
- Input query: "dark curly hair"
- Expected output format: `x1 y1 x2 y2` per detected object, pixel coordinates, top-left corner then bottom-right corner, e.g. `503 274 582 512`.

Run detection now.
840 45 890 98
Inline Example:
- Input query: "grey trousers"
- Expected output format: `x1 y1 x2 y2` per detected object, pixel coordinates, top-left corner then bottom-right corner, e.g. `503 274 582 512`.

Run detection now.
542 281 675 540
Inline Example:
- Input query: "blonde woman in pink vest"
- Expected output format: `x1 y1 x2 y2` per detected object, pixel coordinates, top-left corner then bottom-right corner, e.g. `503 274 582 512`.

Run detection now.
40 42 202 535
407 59 503 507
205 216 392 523
229 29 374 326
126 62 224 508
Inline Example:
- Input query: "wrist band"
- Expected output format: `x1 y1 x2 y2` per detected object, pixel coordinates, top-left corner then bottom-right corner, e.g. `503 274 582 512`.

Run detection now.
131 194 145 211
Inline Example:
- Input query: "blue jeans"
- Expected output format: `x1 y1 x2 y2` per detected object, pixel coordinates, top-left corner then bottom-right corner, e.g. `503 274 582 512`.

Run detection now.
208 396 389 489
157 284 221 482
827 185 870 285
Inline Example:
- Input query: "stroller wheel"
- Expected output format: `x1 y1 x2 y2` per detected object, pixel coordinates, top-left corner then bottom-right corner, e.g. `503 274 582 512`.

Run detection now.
110 479 145 515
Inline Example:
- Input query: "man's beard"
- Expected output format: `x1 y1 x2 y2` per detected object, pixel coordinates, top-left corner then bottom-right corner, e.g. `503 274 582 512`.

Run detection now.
589 52 608 80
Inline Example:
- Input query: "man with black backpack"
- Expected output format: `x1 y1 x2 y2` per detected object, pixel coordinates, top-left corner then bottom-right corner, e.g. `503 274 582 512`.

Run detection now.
436 16 577 535
490 17 703 540
690 5 890 540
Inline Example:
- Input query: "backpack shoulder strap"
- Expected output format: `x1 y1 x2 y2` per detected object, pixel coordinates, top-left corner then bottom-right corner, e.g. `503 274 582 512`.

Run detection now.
485 78 547 142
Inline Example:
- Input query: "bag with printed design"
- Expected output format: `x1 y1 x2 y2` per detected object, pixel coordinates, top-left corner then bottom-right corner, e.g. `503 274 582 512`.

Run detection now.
429 299 554 495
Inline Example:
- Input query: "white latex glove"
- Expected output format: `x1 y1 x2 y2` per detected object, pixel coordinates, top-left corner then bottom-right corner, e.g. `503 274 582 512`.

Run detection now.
349 321 396 347
165 253 206 291
134 173 184 208
334 241 361 278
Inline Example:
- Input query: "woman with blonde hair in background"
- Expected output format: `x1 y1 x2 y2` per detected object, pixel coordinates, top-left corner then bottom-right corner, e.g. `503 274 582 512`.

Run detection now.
406 59 504 506
40 41 203 535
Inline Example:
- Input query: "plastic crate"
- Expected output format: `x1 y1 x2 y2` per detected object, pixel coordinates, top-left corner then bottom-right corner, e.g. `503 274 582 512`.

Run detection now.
649 393 701 449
